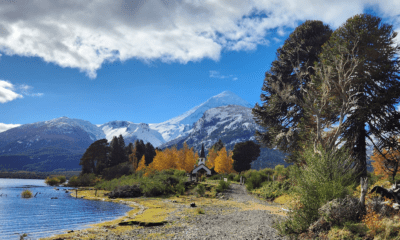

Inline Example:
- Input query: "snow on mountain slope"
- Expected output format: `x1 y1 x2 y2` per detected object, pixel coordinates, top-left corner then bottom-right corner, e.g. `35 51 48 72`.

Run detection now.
149 91 253 142
159 104 263 151
99 121 165 147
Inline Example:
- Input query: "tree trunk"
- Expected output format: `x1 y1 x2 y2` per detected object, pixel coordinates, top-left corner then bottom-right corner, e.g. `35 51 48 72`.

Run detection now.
360 177 368 209
355 122 367 178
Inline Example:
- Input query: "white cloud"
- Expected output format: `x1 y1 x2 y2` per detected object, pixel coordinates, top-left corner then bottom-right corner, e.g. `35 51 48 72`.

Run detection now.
0 1 399 78
209 70 237 81
0 123 21 133
17 84 43 97
0 80 22 103
0 80 43 103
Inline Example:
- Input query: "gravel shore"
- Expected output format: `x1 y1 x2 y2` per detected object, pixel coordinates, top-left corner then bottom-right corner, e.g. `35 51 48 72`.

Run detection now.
44 183 289 240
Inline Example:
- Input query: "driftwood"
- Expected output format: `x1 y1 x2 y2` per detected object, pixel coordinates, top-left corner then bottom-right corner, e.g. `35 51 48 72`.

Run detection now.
370 183 400 204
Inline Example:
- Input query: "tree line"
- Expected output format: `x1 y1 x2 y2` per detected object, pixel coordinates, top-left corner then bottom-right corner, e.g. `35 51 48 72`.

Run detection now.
79 135 261 179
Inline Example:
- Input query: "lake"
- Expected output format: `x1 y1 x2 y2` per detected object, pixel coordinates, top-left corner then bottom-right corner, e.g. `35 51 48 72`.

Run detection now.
0 179 132 240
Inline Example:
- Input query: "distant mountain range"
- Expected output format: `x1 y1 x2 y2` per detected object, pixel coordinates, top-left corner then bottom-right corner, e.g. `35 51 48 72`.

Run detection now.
7 90 370 172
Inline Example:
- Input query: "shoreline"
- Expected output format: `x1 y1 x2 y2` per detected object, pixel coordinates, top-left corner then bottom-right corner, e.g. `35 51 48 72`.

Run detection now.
42 184 288 240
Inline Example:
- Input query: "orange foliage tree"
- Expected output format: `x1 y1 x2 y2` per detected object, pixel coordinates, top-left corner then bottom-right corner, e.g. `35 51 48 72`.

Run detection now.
148 144 199 173
206 148 218 170
137 155 146 172
214 147 236 174
371 138 400 181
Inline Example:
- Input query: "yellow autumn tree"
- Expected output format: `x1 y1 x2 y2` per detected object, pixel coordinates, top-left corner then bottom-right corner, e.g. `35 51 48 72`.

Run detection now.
174 143 187 171
214 147 235 174
371 139 400 181
144 161 156 177
137 155 146 172
183 146 198 173
152 149 165 171
206 148 218 169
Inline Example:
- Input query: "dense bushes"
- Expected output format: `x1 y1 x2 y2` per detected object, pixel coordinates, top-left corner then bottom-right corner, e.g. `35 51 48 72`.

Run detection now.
67 173 99 187
45 175 67 186
101 162 133 180
216 179 231 193
95 169 187 197
274 146 358 236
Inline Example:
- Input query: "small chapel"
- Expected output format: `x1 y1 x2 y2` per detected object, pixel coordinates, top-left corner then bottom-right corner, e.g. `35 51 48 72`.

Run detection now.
190 143 211 181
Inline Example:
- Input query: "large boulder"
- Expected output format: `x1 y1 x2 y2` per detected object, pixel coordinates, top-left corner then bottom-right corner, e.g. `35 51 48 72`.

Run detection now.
106 184 143 198
309 195 364 233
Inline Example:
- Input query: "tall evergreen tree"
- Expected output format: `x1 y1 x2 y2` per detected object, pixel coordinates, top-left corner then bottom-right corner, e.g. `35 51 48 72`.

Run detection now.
211 139 225 152
108 135 128 167
232 141 261 173
79 139 109 175
145 142 156 165
323 14 400 178
252 20 332 163
118 134 129 163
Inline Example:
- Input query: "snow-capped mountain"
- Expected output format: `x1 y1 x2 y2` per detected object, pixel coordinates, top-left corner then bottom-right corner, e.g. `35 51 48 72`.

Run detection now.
99 121 165 147
159 104 262 151
149 91 253 143
0 117 105 171
158 104 288 169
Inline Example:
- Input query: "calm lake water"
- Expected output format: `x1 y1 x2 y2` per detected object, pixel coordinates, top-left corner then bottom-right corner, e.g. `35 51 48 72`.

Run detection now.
0 179 132 240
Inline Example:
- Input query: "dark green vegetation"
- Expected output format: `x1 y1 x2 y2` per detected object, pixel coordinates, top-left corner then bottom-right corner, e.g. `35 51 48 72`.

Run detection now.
232 140 260 173
252 14 400 179
252 13 400 239
79 136 156 180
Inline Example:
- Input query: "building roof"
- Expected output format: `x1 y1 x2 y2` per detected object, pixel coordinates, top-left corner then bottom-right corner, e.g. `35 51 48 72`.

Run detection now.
200 143 205 158
192 164 211 175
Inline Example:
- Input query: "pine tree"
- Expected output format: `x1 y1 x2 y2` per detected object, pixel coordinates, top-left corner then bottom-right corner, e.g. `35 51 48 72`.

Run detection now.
79 139 109 175
232 141 261 173
108 136 126 167
144 142 156 165
325 14 400 178
211 139 224 152
252 20 332 163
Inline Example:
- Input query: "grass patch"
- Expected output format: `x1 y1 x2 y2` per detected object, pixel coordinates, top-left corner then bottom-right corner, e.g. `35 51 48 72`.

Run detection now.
21 189 33 198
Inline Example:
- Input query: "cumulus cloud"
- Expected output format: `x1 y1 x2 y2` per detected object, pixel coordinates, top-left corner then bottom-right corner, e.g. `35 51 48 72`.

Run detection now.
0 80 22 103
0 123 21 133
0 80 43 103
0 0 399 78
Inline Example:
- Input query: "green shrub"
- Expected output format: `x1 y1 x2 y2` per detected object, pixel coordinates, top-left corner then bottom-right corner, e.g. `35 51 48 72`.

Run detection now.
253 179 293 199
216 179 230 193
227 173 236 181
57 175 67 184
101 162 133 180
197 208 205 214
246 172 263 191
138 169 186 197
45 177 60 186
21 189 33 198
233 174 240 182
67 176 80 187
72 173 98 187
274 145 359 236
196 184 206 196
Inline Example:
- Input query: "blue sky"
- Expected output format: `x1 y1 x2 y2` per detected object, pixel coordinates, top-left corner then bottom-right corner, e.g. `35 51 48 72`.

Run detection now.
1 1 399 132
